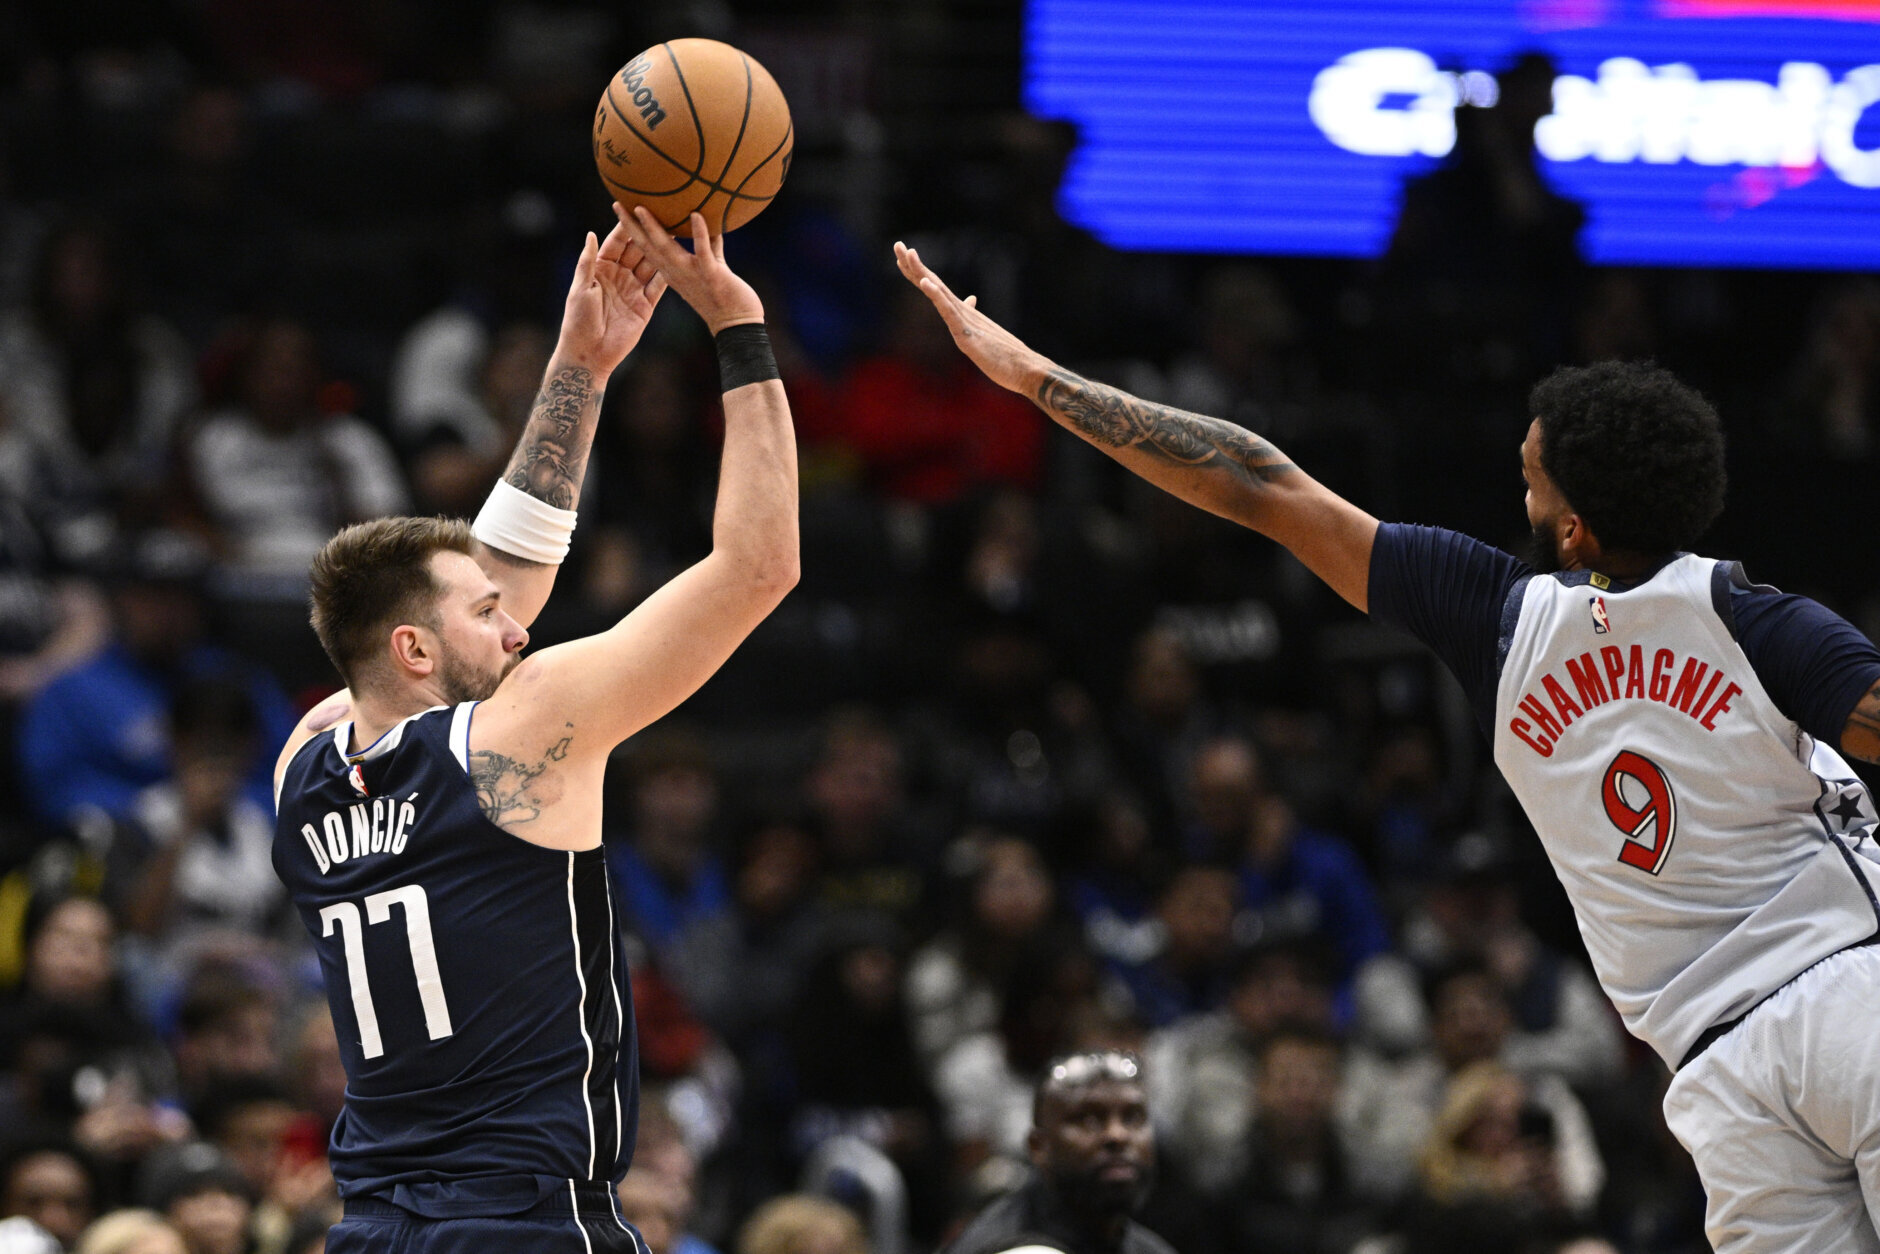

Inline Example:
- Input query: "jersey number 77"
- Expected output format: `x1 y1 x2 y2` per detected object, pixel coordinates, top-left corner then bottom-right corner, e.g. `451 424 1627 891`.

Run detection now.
320 883 456 1059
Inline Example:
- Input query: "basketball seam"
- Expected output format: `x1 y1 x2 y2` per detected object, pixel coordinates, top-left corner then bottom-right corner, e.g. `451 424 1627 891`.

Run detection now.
688 55 756 230
594 102 690 196
599 89 774 204
594 91 696 195
595 47 790 229
591 155 697 197
597 168 780 207
713 121 792 231
729 121 793 201
662 42 709 183
593 88 694 193
601 89 707 195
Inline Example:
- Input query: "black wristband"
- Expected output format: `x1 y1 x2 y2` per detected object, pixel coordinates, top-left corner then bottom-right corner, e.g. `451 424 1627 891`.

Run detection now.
714 323 780 392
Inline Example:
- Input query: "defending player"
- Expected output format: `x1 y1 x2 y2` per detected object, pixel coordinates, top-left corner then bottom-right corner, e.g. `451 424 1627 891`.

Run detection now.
272 205 796 1254
896 244 1880 1253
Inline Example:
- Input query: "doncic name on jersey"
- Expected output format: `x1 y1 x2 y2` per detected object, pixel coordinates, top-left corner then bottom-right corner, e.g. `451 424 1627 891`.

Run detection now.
298 791 421 874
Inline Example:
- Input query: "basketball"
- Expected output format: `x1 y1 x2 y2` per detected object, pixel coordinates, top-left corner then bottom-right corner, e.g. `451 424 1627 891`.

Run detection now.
592 39 794 238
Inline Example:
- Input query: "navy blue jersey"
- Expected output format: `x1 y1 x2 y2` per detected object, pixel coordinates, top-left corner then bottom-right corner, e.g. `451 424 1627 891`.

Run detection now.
1367 523 1880 743
274 703 638 1215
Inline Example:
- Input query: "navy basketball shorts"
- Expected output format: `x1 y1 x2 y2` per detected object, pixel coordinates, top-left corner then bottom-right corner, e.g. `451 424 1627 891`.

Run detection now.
327 1182 645 1254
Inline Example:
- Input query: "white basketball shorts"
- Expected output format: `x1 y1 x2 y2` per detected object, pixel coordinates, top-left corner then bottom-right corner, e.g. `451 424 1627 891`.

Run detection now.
1663 943 1880 1253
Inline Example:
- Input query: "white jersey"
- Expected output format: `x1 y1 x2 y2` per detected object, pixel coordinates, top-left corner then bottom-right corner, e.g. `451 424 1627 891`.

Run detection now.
1493 554 1880 1069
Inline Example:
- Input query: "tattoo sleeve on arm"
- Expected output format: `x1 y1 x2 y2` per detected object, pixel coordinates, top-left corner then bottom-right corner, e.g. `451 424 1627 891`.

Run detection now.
1844 680 1880 763
503 365 599 512
467 726 574 828
1035 368 1297 488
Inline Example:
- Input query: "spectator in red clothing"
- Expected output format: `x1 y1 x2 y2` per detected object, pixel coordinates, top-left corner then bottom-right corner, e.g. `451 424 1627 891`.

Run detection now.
832 285 1044 504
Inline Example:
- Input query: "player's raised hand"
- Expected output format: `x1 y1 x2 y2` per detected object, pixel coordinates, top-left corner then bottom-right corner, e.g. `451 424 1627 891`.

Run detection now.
618 204 764 335
556 215 669 374
894 241 1048 396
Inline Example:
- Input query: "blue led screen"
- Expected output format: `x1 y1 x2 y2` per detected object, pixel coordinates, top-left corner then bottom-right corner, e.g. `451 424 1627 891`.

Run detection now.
1023 0 1880 267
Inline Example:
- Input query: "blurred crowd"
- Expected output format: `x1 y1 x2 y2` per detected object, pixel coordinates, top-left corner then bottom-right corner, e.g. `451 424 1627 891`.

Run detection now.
3 3 1878 1254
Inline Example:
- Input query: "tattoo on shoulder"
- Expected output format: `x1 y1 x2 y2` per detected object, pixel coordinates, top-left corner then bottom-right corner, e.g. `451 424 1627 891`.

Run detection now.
1035 367 1296 486
468 724 574 828
504 365 598 510
1844 680 1880 764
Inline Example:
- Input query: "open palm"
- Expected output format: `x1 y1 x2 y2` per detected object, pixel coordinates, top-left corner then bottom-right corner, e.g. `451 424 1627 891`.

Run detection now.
559 218 668 373
893 240 1043 395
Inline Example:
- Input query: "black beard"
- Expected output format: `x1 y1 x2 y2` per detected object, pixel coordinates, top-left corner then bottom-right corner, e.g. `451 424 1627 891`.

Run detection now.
1527 522 1562 574
1047 1157 1154 1226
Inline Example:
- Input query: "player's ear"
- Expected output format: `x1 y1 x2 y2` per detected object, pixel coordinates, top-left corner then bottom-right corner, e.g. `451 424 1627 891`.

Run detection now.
388 623 435 677
1560 511 1600 568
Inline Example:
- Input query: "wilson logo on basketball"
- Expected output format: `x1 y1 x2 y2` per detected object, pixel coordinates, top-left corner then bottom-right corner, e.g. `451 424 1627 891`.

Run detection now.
618 55 669 129
593 39 793 236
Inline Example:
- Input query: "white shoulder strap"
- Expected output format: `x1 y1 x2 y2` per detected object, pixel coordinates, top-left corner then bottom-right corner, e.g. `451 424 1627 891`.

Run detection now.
449 702 477 771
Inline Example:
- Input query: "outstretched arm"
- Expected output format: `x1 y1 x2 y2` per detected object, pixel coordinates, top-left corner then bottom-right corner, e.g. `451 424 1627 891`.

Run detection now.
484 208 797 756
275 218 669 777
894 243 1378 610
478 216 668 626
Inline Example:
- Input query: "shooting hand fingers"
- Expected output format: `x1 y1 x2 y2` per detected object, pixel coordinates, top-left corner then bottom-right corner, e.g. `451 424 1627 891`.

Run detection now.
615 237 657 286
686 214 716 266
617 204 660 256
598 214 633 266
626 205 688 272
572 232 599 287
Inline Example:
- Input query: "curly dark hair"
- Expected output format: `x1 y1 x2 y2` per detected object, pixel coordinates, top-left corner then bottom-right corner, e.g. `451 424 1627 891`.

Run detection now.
1530 361 1726 555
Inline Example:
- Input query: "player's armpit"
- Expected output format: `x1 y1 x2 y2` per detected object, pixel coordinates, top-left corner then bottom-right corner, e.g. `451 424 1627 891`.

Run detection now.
459 553 790 851
1841 679 1880 763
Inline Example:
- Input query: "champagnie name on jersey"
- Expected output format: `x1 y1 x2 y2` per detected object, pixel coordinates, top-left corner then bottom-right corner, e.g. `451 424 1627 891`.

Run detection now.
1511 645 1743 758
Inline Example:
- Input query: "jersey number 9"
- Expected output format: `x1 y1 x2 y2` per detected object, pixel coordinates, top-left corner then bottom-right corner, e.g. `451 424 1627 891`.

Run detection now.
1604 749 1678 876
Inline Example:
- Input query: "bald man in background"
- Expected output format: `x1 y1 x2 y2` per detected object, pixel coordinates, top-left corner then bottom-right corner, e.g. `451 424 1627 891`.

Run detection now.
942 1052 1173 1254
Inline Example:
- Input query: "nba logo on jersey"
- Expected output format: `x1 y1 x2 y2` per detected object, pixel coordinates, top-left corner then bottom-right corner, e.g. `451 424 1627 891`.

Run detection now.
1589 596 1612 634
348 762 369 796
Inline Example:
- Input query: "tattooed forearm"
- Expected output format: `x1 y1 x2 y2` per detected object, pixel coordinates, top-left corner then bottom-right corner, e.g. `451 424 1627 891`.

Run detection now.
503 366 599 510
468 727 574 828
1035 368 1297 487
1843 682 1880 764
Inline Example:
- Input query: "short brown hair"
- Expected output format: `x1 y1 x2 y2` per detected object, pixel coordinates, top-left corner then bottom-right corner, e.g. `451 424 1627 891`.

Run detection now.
736 1195 867 1254
309 516 474 686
